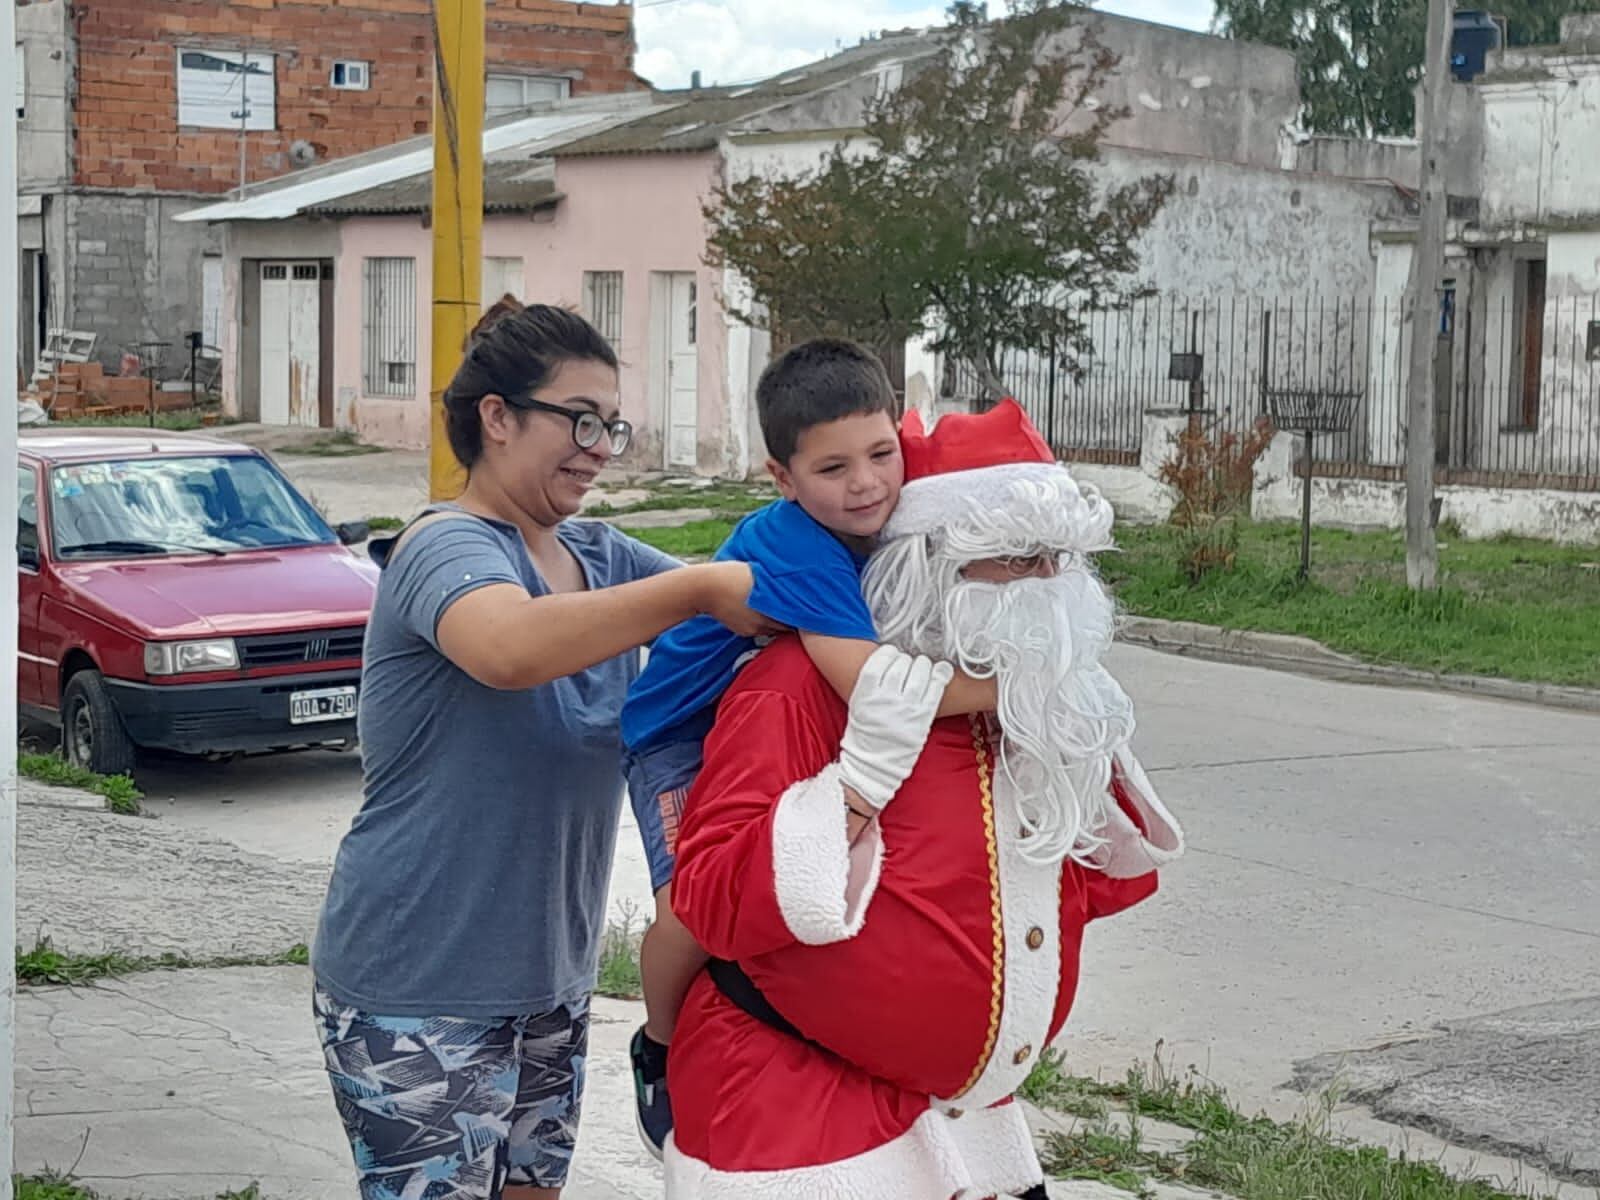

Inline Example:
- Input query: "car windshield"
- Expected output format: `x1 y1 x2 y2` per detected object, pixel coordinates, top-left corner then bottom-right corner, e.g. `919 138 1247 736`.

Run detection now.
49 455 337 558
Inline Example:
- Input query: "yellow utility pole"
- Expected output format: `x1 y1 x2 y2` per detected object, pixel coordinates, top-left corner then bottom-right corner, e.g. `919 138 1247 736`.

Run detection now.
429 0 485 500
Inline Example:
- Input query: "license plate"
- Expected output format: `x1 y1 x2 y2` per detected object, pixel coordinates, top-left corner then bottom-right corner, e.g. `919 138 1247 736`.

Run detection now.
290 686 357 725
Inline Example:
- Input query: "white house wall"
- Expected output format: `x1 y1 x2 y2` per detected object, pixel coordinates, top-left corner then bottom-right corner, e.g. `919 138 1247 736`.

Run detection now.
1478 74 1600 229
1026 149 1394 455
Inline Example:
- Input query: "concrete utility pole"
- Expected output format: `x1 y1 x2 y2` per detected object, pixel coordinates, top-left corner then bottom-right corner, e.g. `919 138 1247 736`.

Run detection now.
1404 0 1452 590
428 0 485 501
2 0 20 1190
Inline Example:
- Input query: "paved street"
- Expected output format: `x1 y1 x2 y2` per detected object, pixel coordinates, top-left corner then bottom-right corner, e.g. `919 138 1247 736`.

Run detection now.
15 644 1600 1197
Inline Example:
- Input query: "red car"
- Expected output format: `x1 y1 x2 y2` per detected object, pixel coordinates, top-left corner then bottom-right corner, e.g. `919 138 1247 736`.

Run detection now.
16 428 380 773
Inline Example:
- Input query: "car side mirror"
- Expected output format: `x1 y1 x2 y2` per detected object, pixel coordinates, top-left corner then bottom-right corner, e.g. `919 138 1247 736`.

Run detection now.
336 521 370 547
18 544 39 570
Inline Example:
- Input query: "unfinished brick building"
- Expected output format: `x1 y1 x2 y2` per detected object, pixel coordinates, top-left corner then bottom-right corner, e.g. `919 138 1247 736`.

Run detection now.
16 0 639 375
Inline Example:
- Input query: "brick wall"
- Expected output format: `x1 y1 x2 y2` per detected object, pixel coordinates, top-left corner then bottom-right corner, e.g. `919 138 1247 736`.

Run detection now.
72 0 638 192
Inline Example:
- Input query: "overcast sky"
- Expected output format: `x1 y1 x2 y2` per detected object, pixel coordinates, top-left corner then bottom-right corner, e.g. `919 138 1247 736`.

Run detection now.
632 0 1216 90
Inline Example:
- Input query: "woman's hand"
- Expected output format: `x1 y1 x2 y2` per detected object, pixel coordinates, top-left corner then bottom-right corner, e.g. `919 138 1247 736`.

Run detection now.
690 562 788 639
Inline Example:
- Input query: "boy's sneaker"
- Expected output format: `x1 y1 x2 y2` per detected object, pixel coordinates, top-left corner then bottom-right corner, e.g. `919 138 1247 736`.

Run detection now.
630 1026 673 1160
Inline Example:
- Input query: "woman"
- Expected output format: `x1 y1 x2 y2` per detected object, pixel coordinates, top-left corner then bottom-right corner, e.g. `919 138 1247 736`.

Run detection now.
311 302 774 1200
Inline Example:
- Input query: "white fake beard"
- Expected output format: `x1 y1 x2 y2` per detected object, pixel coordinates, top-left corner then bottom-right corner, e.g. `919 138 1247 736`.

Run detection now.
870 552 1136 867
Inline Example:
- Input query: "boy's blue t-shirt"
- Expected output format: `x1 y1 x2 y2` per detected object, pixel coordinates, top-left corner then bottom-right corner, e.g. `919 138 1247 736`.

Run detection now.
621 499 876 754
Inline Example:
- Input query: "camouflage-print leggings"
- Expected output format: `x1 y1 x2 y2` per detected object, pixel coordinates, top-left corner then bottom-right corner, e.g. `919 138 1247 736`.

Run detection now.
314 985 589 1198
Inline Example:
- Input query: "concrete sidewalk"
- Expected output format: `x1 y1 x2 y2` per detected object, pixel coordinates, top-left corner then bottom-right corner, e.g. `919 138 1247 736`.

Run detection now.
15 969 1157 1199
15 968 662 1200
11 783 1129 1199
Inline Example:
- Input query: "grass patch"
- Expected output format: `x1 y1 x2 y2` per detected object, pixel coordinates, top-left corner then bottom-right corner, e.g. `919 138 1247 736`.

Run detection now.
1104 521 1600 687
1036 1057 1558 1200
621 518 738 561
1176 1112 1554 1200
13 1172 99 1200
15 936 311 987
18 751 143 816
366 515 406 532
275 431 382 457
1043 1119 1159 1196
1020 1048 1112 1120
588 481 774 520
1090 1054 1252 1136
596 904 644 1000
13 1176 262 1200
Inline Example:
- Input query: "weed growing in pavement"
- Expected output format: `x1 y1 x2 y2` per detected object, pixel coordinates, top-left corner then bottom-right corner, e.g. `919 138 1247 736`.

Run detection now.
14 1173 268 1200
1020 1048 1111 1120
596 902 645 1000
1033 1052 1560 1200
15 937 313 986
18 751 142 816
12 1171 98 1200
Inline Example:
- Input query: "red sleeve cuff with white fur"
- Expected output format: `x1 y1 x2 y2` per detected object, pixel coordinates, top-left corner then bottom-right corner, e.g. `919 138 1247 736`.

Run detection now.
772 762 885 945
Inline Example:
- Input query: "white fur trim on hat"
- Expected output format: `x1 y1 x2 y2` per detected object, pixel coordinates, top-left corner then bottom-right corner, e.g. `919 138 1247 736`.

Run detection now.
885 461 1076 541
772 762 885 946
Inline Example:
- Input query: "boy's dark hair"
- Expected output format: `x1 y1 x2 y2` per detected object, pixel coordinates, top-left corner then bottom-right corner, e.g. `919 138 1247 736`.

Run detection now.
757 339 897 464
443 298 619 468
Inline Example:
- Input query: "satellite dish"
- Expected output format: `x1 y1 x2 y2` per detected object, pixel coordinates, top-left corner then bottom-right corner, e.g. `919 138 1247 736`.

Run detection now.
289 139 318 167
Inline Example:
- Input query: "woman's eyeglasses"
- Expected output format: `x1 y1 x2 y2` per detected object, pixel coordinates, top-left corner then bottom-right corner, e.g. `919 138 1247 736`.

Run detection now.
514 397 633 456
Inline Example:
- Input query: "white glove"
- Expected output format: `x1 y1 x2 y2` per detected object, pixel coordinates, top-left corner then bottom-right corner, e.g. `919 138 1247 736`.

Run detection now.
838 645 955 811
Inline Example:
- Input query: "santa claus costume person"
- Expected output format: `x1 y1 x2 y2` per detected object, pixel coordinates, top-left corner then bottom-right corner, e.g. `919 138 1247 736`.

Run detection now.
665 400 1184 1199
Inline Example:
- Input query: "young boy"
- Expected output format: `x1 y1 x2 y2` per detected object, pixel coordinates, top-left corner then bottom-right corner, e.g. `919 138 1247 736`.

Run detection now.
621 339 997 1157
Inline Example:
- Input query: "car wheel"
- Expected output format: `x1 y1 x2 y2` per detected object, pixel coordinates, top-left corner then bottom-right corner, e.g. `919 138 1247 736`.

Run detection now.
61 670 138 777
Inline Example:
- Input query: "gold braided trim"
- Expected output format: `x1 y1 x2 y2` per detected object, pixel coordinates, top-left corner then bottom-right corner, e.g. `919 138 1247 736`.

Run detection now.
953 715 1004 1100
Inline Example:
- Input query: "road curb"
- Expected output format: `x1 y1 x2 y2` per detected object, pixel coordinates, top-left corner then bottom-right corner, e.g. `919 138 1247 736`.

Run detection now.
1116 616 1600 714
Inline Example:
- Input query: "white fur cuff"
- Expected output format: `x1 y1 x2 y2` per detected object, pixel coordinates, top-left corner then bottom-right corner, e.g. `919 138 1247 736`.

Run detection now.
772 762 885 945
1097 749 1185 879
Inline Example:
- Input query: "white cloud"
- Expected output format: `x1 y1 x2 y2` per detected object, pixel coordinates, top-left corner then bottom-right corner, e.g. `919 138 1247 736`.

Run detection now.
633 1 1216 91
635 1 951 89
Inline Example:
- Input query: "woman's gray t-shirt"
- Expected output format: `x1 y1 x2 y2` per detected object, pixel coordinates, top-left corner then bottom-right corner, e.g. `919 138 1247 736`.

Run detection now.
312 511 679 1018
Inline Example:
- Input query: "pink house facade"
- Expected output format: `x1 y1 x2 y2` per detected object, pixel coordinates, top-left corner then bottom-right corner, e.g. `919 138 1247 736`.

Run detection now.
183 99 765 476
325 153 734 470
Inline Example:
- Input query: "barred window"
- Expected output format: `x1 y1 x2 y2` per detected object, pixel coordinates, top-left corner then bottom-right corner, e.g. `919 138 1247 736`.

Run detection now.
583 271 624 345
362 257 417 398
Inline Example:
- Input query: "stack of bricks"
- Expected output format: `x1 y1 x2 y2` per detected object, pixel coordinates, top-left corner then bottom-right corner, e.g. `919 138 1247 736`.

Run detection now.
44 363 160 416
73 0 640 194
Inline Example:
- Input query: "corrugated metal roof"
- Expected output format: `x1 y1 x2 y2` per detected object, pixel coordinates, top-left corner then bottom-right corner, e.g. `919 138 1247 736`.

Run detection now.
556 34 937 157
306 161 562 216
176 96 664 223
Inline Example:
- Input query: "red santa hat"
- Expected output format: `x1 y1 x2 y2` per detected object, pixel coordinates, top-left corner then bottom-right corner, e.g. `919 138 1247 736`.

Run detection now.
885 399 1071 540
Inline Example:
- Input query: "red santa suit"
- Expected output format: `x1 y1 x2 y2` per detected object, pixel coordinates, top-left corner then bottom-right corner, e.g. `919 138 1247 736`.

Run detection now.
665 636 1181 1199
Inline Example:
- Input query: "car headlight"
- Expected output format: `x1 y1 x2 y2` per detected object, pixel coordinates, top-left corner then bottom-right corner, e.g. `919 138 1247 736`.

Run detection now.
144 638 240 675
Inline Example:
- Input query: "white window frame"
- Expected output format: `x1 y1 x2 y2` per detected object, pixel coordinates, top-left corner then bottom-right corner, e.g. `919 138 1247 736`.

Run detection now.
362 257 418 399
177 47 276 131
582 271 624 345
331 60 370 91
485 72 570 119
16 42 25 120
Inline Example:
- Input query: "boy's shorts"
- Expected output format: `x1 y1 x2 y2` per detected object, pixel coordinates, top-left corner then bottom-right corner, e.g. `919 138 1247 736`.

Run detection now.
623 739 703 894
314 985 589 1197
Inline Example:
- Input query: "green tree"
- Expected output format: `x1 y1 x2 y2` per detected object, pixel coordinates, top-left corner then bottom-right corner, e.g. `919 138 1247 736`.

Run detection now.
705 0 1172 402
1214 0 1591 136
